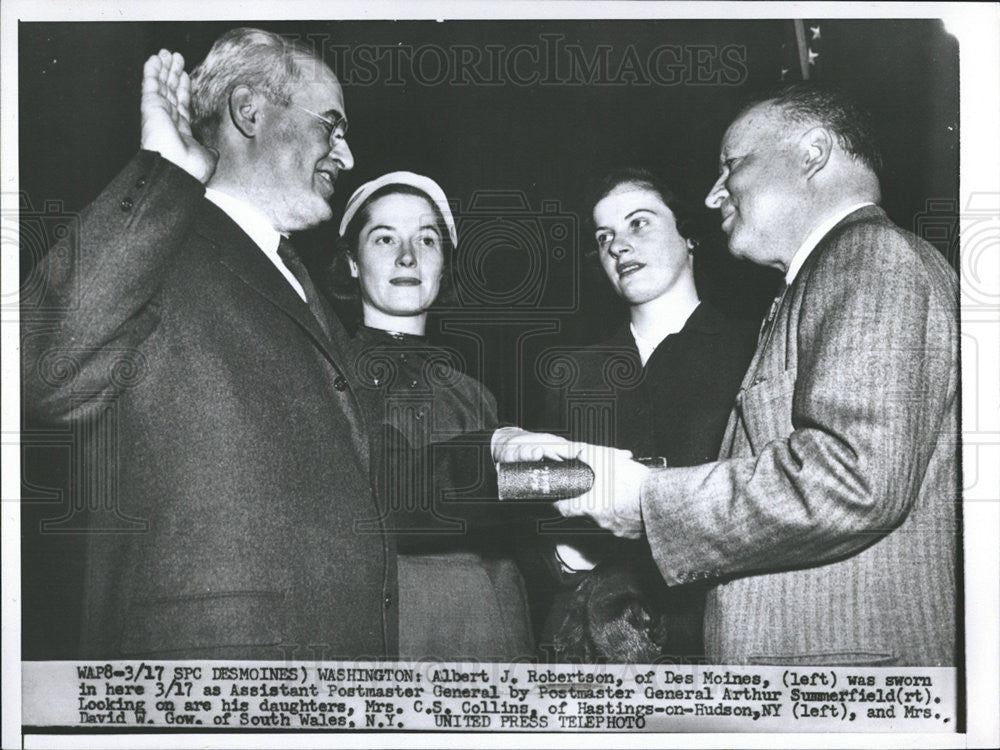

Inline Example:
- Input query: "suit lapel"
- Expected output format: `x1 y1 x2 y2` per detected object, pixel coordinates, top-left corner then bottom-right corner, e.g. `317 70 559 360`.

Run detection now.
719 205 888 459
193 200 348 363
198 200 337 350
192 200 371 458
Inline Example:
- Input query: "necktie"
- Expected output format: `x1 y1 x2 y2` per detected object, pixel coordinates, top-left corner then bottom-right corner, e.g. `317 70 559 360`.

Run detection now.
277 237 332 340
277 239 371 470
758 283 788 344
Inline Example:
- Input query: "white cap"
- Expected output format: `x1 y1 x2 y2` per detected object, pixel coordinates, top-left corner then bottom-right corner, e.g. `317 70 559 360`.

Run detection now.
338 171 457 246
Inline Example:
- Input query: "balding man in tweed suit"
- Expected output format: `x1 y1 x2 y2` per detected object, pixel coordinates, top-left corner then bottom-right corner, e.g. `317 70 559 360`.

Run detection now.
558 84 959 666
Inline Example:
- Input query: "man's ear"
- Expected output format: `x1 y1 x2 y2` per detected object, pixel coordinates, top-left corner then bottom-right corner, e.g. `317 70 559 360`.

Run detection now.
228 85 259 139
800 126 833 178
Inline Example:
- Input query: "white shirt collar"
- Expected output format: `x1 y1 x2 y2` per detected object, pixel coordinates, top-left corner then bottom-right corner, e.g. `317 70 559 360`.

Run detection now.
629 296 700 367
204 187 306 301
785 202 875 285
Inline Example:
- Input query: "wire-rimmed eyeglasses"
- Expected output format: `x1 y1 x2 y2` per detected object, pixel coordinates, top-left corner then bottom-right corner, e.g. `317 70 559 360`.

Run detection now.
286 101 349 145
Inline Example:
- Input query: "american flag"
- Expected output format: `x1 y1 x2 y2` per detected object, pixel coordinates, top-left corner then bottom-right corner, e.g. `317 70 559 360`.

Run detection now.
781 20 823 82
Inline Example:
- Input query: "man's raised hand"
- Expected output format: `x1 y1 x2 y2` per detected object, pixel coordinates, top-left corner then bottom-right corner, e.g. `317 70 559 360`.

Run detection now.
140 50 218 183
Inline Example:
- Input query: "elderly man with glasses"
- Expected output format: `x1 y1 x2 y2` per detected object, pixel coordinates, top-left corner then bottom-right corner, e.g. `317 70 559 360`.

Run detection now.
21 28 389 660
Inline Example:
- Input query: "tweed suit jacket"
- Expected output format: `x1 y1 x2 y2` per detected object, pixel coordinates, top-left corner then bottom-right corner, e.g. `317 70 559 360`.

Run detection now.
640 206 959 666
22 152 397 659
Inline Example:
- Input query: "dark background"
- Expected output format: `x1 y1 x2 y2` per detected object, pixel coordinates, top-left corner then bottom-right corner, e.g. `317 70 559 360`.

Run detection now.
19 19 958 658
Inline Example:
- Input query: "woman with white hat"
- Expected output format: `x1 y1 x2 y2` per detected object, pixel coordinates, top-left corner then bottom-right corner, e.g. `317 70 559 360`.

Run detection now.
332 172 533 660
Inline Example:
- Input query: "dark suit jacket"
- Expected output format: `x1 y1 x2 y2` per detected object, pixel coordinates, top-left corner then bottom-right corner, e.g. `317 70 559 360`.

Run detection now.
525 303 757 657
641 206 959 666
542 303 758 465
22 152 396 659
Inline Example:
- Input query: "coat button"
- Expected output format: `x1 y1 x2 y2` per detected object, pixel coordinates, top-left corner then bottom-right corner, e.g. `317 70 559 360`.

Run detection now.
334 376 348 391
383 594 392 608
120 197 134 211
135 177 147 188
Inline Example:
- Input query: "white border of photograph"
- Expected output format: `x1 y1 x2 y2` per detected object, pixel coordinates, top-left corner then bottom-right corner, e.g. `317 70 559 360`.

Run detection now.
2 2 997 749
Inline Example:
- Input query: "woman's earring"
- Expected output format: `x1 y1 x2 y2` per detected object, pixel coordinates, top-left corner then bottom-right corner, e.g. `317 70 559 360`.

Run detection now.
686 238 697 254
